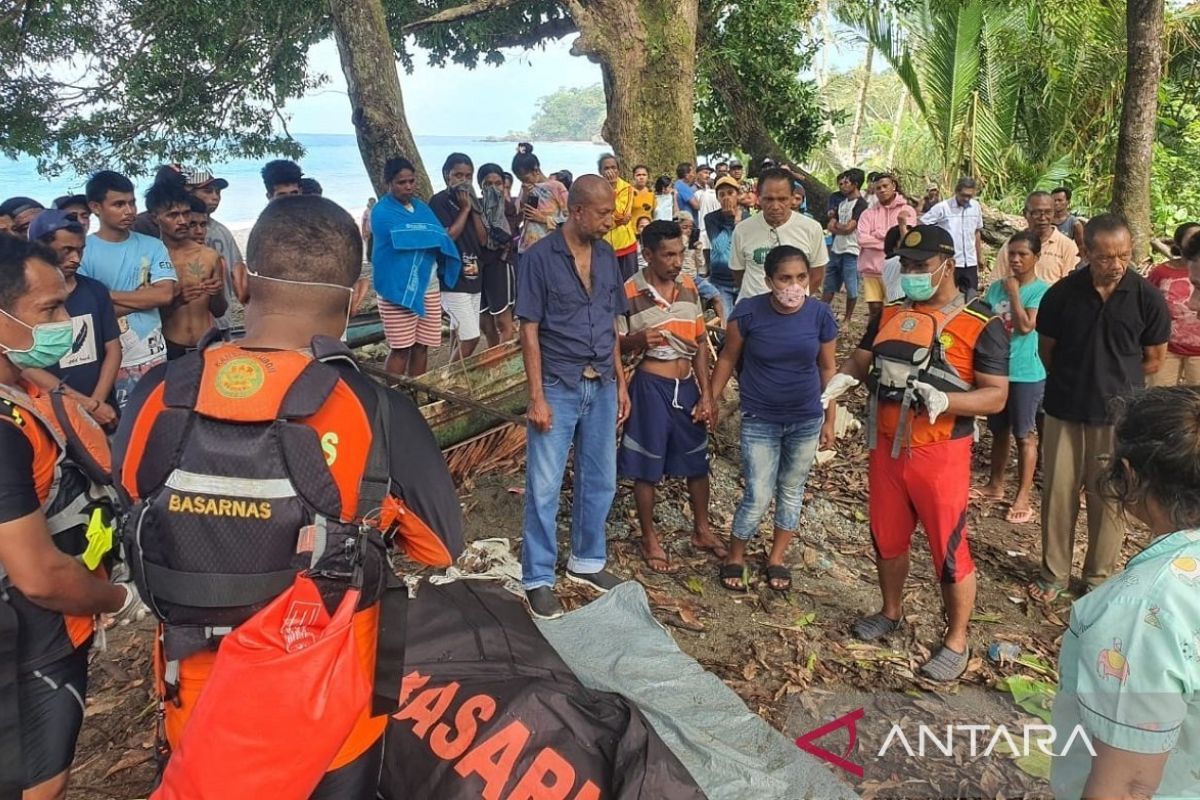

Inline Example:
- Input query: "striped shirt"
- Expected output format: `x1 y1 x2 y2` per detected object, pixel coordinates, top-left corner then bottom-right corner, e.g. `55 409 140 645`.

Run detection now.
619 269 706 361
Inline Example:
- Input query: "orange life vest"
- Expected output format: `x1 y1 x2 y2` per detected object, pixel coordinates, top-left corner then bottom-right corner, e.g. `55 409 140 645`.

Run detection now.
0 380 119 659
867 299 993 455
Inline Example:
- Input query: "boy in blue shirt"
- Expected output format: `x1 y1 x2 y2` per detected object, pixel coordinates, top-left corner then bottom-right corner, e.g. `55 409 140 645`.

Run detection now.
979 230 1050 523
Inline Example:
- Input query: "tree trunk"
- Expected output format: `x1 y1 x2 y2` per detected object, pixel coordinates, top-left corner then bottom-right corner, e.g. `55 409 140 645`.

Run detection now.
885 85 908 168
1111 0 1164 261
848 42 874 164
566 0 698 176
328 0 431 199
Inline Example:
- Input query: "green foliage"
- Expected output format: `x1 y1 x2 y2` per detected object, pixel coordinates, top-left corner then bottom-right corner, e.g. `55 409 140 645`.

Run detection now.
1 0 328 176
694 0 828 160
528 85 606 141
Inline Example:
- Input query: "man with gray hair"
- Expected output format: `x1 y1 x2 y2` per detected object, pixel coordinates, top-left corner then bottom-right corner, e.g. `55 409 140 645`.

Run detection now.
922 176 985 299
992 190 1080 284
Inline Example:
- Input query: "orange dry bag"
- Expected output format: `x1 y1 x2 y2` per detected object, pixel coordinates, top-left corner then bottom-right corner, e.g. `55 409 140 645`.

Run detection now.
152 575 369 800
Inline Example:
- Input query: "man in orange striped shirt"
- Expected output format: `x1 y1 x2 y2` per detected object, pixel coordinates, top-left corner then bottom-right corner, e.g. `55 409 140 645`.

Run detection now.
618 220 725 573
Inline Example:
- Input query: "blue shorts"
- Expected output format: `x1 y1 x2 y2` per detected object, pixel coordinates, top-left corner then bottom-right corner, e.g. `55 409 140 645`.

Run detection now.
618 370 709 483
823 251 860 299
987 380 1045 439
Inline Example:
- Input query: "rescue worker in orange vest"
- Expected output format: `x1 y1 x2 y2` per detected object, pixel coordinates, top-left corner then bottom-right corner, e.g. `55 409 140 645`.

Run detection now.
113 196 464 797
0 236 143 800
821 225 1008 682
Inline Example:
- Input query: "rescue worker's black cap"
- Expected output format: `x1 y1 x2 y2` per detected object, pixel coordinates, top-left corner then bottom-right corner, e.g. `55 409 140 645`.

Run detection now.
894 224 955 261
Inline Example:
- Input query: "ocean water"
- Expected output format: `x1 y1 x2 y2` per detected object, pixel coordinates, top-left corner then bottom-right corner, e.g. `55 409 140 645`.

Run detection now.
0 134 612 228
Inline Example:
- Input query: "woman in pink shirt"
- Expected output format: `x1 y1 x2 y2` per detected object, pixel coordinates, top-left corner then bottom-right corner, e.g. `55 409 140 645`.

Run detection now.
1148 222 1200 386
856 174 916 318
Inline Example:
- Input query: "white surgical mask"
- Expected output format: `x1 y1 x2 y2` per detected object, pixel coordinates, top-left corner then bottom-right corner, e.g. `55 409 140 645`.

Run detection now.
246 269 355 338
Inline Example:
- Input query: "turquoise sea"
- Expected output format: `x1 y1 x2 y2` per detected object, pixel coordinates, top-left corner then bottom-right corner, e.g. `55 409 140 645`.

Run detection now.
0 134 612 228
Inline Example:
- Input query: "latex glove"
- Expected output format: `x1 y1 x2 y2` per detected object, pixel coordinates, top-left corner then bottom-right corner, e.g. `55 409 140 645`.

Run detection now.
911 380 949 423
820 373 860 406
110 582 150 626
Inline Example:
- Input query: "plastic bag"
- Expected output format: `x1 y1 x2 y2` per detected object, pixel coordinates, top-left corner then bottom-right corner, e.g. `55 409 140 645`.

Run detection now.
153 575 368 799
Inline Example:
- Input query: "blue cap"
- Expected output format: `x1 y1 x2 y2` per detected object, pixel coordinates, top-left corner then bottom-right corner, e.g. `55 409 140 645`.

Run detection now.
28 209 83 243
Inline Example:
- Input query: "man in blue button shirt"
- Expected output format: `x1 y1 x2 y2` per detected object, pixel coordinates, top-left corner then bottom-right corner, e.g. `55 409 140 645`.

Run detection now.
516 174 631 619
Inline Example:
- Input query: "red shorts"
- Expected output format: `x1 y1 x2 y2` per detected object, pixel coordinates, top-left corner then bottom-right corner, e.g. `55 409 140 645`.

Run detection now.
868 435 974 583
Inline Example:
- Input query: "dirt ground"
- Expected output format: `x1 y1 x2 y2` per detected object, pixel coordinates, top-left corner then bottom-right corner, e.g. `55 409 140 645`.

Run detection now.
66 297 1141 799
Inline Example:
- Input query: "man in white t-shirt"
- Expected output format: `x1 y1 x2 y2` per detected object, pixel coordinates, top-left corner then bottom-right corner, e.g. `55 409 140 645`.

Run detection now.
729 168 829 300
822 168 868 322
921 176 985 299
79 170 177 408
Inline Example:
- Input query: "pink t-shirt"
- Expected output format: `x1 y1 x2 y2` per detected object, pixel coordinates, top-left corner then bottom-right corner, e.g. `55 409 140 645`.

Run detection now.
1148 262 1200 356
856 195 916 276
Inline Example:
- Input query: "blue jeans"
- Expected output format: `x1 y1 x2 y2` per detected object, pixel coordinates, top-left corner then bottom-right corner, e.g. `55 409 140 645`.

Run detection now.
823 251 860 299
522 376 618 589
731 415 823 540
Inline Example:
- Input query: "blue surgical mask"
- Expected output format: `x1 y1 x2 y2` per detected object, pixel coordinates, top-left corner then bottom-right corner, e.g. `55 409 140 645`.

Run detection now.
0 309 76 369
901 261 949 302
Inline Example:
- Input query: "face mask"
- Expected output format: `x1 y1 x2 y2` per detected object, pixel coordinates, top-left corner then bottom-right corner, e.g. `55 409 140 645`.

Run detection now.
772 283 808 309
0 309 76 369
246 269 355 337
901 261 948 302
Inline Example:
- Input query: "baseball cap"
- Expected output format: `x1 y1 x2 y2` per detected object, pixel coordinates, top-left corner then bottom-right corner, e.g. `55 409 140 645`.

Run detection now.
183 166 229 191
714 176 740 192
674 211 694 224
28 209 84 242
153 164 186 188
760 157 777 168
52 194 88 210
729 159 743 168
894 225 955 261
697 163 713 174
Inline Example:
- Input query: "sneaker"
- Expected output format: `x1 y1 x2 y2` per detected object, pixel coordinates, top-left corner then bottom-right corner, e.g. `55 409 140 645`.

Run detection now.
565 569 622 593
526 587 564 620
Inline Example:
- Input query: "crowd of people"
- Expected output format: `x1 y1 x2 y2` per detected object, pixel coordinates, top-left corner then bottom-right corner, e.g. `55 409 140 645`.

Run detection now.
2 140 1200 798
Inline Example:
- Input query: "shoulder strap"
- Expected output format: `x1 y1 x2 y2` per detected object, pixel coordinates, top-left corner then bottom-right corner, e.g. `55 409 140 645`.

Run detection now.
162 351 206 409
309 335 391 521
48 387 112 486
358 380 393 523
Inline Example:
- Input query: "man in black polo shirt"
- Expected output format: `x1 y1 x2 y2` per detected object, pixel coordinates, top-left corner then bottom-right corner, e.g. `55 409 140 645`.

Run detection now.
516 175 631 619
1030 214 1169 602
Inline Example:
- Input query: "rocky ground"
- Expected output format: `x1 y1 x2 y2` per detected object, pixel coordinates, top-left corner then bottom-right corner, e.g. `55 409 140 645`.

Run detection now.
67 298 1139 799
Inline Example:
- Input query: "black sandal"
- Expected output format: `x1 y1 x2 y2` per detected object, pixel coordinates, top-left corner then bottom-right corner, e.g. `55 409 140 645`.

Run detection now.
762 564 792 592
719 563 749 592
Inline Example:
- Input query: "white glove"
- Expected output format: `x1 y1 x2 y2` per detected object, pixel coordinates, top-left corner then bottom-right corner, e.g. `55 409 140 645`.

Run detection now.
110 582 150 626
911 380 949 423
820 374 860 406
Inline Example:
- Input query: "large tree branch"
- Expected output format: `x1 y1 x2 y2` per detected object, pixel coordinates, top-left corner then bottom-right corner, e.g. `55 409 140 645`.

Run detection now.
488 16 578 48
401 0 528 34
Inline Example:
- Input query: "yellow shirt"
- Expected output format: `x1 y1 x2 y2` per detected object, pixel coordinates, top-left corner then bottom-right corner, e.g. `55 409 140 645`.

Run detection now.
604 178 638 255
992 228 1079 284
632 187 655 223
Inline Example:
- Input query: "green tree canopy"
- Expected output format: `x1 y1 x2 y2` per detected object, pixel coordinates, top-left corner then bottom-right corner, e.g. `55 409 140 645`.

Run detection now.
528 85 605 141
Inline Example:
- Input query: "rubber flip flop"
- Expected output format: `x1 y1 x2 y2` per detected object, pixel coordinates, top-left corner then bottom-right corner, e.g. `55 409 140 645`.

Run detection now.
1027 579 1068 604
718 563 749 592
1005 507 1035 524
640 551 678 574
762 564 792 592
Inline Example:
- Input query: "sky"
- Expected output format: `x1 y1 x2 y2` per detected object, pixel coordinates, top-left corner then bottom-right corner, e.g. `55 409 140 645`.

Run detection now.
287 37 603 138
284 31 868 138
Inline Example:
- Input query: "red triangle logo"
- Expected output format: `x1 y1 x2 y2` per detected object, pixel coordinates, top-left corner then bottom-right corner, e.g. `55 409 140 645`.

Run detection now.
795 707 864 778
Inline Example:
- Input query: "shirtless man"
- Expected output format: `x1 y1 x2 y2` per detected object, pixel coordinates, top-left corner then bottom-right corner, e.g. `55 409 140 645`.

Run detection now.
188 206 209 245
147 185 226 358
